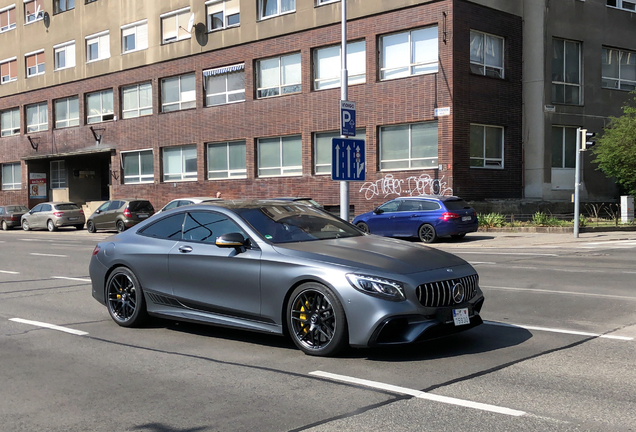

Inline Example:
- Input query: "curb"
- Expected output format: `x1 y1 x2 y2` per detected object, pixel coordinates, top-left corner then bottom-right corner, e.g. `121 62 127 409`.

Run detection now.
478 226 636 234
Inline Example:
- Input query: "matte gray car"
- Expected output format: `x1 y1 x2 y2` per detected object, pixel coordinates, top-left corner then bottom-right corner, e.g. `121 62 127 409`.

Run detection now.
22 202 85 231
89 200 484 356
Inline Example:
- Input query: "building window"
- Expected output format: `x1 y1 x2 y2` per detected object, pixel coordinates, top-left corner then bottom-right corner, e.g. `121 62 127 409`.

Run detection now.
259 0 295 20
316 0 339 5
54 96 79 129
54 41 75 70
161 74 196 112
470 124 504 168
204 64 245 106
602 47 636 91
50 160 66 189
2 162 20 190
206 0 240 31
163 145 197 181
607 0 636 11
53 0 74 14
257 135 302 177
1 108 20 136
0 58 17 84
379 122 438 170
25 51 45 77
86 31 110 62
314 129 365 174
24 0 43 23
86 89 114 123
122 82 152 119
313 41 365 90
122 20 148 54
26 102 48 132
207 141 246 179
379 26 438 80
552 38 581 105
85 0 98 3
161 8 191 44
551 126 577 169
0 5 17 33
470 30 504 78
122 149 153 184
256 53 301 98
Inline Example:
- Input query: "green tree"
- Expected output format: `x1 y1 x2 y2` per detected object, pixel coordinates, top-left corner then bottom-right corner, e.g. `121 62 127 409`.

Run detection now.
592 94 636 196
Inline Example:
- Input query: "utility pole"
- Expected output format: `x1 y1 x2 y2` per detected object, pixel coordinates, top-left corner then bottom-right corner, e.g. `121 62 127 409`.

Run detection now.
573 128 583 238
339 0 349 221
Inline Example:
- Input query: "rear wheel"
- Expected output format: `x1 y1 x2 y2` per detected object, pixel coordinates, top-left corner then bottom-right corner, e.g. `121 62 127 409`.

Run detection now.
116 220 126 233
356 222 370 234
1 221 8 231
105 267 147 327
22 220 30 231
418 224 437 243
287 282 348 357
87 221 96 233
47 219 57 232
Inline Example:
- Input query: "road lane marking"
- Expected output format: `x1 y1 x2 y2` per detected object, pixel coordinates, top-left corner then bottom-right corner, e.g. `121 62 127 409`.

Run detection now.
309 371 525 416
52 276 91 282
482 285 636 301
468 262 497 265
21 239 54 242
0 270 20 274
29 253 68 258
9 318 88 336
485 321 634 341
452 252 559 256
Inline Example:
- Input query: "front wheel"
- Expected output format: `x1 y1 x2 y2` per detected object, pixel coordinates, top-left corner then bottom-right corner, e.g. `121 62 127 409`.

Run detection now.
1 221 8 231
47 219 57 232
287 282 348 357
116 220 126 233
418 224 437 243
106 267 148 327
356 222 370 234
87 221 96 233
22 220 30 231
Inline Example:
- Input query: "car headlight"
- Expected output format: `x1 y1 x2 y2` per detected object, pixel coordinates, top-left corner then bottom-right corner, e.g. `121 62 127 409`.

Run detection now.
346 274 406 301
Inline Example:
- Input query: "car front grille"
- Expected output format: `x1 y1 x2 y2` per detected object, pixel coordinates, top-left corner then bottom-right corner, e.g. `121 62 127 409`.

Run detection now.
416 274 479 307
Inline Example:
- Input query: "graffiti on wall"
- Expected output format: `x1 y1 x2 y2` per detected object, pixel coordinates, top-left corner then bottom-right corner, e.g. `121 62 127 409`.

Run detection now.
359 174 453 200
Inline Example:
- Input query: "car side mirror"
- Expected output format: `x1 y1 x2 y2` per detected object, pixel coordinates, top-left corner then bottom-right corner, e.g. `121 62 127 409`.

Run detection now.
216 232 248 249
95 210 101 214
373 208 384 214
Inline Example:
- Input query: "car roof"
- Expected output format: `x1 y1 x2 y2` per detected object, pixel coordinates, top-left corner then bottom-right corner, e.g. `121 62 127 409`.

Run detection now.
169 197 220 202
192 199 318 210
399 195 464 202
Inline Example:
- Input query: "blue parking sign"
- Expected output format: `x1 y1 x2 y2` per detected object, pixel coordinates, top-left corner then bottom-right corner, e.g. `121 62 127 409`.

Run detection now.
340 100 356 137
332 138 365 181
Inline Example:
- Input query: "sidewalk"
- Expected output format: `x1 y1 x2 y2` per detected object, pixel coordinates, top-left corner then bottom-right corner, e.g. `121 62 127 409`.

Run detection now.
449 229 636 248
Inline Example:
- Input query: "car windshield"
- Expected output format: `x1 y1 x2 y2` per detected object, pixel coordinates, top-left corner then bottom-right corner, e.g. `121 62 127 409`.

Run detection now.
443 199 472 210
55 203 80 210
129 201 154 212
236 204 361 243
7 206 28 212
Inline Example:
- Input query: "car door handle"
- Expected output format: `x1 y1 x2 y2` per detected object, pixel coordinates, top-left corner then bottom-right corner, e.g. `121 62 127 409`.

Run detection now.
178 245 193 253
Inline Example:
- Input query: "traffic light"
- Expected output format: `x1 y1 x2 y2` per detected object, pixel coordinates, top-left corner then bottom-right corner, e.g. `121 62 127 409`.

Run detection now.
584 131 597 150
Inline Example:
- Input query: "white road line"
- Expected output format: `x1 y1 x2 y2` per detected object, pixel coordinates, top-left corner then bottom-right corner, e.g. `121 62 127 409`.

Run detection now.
482 285 636 301
29 253 68 258
468 262 497 265
485 321 633 341
21 239 54 242
453 252 559 256
52 276 91 282
9 318 88 336
0 270 20 274
310 371 526 417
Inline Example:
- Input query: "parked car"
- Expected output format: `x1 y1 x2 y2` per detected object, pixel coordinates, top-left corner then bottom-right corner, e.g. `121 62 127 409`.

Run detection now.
21 202 85 232
352 196 478 243
0 205 29 231
271 197 323 208
89 199 484 357
157 197 221 213
87 199 154 233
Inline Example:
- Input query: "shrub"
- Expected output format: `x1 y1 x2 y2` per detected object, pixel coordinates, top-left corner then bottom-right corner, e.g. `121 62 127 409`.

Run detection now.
478 213 506 228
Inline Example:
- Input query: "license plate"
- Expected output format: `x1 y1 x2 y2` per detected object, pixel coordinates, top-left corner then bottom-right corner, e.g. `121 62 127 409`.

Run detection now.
137 214 148 219
453 308 470 326
461 215 472 221
68 217 79 221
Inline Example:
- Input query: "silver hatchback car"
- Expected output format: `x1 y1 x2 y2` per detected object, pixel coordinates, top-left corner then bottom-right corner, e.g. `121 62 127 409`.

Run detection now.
22 202 86 231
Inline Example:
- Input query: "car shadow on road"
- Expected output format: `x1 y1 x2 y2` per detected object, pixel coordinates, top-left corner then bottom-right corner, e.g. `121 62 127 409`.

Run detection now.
400 235 497 245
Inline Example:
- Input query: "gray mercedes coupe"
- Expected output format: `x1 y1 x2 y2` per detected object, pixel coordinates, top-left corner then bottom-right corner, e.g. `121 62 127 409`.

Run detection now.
89 200 484 356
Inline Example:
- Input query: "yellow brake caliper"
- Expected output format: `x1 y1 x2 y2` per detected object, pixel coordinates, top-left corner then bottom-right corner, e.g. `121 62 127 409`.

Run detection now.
299 299 311 334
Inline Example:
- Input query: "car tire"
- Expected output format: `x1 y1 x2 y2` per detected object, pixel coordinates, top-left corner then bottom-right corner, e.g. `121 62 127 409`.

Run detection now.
87 221 96 233
47 219 57 232
22 220 30 231
1 221 8 231
75 224 84 230
451 233 466 240
418 224 437 243
116 220 126 233
356 222 370 234
287 282 348 357
105 267 148 327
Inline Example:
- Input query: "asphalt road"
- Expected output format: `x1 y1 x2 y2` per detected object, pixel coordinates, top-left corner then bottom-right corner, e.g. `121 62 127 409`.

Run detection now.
0 228 635 432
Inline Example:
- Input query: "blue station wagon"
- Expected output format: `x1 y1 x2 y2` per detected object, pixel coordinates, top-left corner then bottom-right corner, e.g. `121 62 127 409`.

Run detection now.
352 196 478 243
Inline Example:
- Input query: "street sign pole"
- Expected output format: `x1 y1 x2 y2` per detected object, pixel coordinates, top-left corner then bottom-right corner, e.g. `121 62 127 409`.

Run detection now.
574 127 583 238
340 0 349 221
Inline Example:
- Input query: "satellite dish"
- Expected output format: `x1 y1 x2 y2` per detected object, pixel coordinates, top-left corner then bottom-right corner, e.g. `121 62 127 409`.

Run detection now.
194 22 208 46
187 13 195 33
43 12 50 28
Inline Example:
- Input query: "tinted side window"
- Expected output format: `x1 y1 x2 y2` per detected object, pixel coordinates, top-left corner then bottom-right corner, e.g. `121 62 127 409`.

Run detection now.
55 203 79 210
32 204 43 213
399 200 422 211
443 199 471 211
139 213 185 240
378 200 400 213
163 201 179 211
42 204 53 211
0 208 4 215
420 201 441 211
108 201 124 211
129 201 154 212
183 211 244 244
97 202 110 212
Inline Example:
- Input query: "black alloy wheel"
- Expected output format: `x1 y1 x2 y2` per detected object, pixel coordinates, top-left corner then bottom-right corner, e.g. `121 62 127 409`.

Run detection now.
287 283 347 356
116 220 126 233
47 219 57 232
105 267 147 327
356 222 370 234
418 223 437 243
87 221 96 233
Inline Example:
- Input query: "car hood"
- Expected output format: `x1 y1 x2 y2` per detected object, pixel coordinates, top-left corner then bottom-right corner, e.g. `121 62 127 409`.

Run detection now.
272 235 469 274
